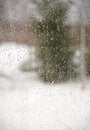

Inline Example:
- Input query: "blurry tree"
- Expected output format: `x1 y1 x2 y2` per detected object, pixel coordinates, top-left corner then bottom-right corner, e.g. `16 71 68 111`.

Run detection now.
34 3 77 82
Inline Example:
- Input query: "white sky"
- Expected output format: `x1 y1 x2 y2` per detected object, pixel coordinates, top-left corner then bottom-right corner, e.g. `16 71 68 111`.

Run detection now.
1 0 90 23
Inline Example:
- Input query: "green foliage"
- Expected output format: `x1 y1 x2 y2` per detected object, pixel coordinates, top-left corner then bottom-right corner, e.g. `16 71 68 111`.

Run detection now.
35 3 77 82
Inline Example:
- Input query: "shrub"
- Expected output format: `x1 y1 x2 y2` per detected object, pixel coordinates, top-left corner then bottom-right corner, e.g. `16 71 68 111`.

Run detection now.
34 3 77 82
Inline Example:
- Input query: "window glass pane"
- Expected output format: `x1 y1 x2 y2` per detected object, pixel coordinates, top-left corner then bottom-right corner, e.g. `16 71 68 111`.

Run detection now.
0 0 90 130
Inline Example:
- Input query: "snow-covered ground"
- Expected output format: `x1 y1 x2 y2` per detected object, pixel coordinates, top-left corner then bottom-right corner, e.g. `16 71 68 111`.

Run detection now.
0 42 90 130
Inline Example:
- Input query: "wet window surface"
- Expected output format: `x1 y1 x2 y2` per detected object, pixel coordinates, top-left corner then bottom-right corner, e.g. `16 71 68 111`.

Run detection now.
0 0 90 130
